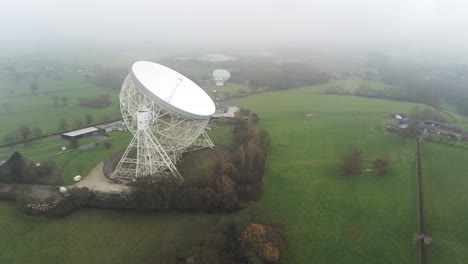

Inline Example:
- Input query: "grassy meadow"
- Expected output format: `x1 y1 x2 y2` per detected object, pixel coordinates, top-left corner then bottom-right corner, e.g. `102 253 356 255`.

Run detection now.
0 202 249 263
0 72 121 143
422 142 468 264
2 75 468 263
233 87 424 263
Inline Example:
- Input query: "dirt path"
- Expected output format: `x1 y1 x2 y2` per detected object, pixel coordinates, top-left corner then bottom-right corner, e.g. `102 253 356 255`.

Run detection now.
75 162 129 193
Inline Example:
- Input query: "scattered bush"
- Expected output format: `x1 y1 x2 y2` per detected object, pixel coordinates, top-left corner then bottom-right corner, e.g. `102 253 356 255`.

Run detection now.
373 156 391 175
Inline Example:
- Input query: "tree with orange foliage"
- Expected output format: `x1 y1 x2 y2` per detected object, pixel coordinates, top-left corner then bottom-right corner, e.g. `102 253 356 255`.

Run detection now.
240 223 280 263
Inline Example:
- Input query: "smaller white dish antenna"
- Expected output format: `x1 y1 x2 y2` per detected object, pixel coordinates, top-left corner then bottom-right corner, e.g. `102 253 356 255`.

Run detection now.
35 163 41 167
74 175 82 182
59 187 67 194
213 69 231 86
395 115 402 120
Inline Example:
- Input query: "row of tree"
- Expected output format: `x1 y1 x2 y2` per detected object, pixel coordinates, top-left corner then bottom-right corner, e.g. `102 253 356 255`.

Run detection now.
1 113 98 145
3 125 43 144
128 109 270 213
51 95 70 107
79 94 112 108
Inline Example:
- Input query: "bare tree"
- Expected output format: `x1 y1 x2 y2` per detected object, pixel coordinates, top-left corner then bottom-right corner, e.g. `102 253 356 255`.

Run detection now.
61 96 69 107
73 117 84 129
33 127 43 138
57 118 68 131
29 81 40 93
84 113 94 125
343 146 364 176
19 125 31 141
51 95 60 107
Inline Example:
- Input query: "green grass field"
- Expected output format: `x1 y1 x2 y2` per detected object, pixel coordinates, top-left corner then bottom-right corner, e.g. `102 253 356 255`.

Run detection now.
2 77 468 263
0 73 121 143
206 123 234 149
422 142 468 263
233 88 423 263
0 202 250 263
326 79 398 93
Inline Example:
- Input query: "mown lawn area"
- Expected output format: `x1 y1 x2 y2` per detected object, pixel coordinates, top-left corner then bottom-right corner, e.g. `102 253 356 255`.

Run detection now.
422 142 468 264
234 88 422 263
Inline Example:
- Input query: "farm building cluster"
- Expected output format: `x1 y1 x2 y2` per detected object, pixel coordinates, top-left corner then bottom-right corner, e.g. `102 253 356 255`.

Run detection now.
386 115 467 140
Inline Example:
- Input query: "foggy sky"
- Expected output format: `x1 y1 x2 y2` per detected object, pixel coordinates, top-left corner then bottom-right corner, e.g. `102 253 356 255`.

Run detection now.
1 0 468 56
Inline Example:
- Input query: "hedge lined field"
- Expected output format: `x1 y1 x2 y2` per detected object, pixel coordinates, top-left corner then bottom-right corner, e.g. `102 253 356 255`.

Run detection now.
234 88 423 263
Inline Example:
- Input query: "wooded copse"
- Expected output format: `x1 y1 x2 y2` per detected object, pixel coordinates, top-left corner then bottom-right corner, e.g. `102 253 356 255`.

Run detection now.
131 109 271 212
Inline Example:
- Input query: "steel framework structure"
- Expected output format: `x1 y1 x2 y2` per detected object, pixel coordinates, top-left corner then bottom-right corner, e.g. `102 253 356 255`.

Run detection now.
112 75 213 180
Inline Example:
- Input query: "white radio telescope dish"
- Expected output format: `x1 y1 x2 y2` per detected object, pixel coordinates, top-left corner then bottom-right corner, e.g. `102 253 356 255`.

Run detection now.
113 61 216 180
213 69 231 87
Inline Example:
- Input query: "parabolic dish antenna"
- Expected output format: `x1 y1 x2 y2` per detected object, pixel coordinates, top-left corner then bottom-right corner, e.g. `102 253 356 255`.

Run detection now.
213 69 231 86
113 61 216 180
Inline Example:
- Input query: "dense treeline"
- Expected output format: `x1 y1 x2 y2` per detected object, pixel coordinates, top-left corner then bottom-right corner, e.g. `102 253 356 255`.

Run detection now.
365 55 468 112
79 94 111 108
325 83 441 108
132 109 270 212
163 57 331 90
230 60 331 90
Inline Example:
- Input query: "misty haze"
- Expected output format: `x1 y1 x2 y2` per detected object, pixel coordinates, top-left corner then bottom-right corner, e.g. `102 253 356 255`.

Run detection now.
0 0 468 263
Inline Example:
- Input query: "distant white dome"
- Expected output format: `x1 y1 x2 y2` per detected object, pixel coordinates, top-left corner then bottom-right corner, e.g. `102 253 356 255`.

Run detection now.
59 187 67 194
62 146 67 151
395 115 402 120
213 69 231 86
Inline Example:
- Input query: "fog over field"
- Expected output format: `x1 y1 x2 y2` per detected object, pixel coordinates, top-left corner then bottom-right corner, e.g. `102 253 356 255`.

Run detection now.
1 0 468 56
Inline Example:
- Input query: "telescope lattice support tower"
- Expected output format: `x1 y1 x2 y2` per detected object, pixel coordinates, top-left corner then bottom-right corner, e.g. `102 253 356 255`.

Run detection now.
112 110 182 180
